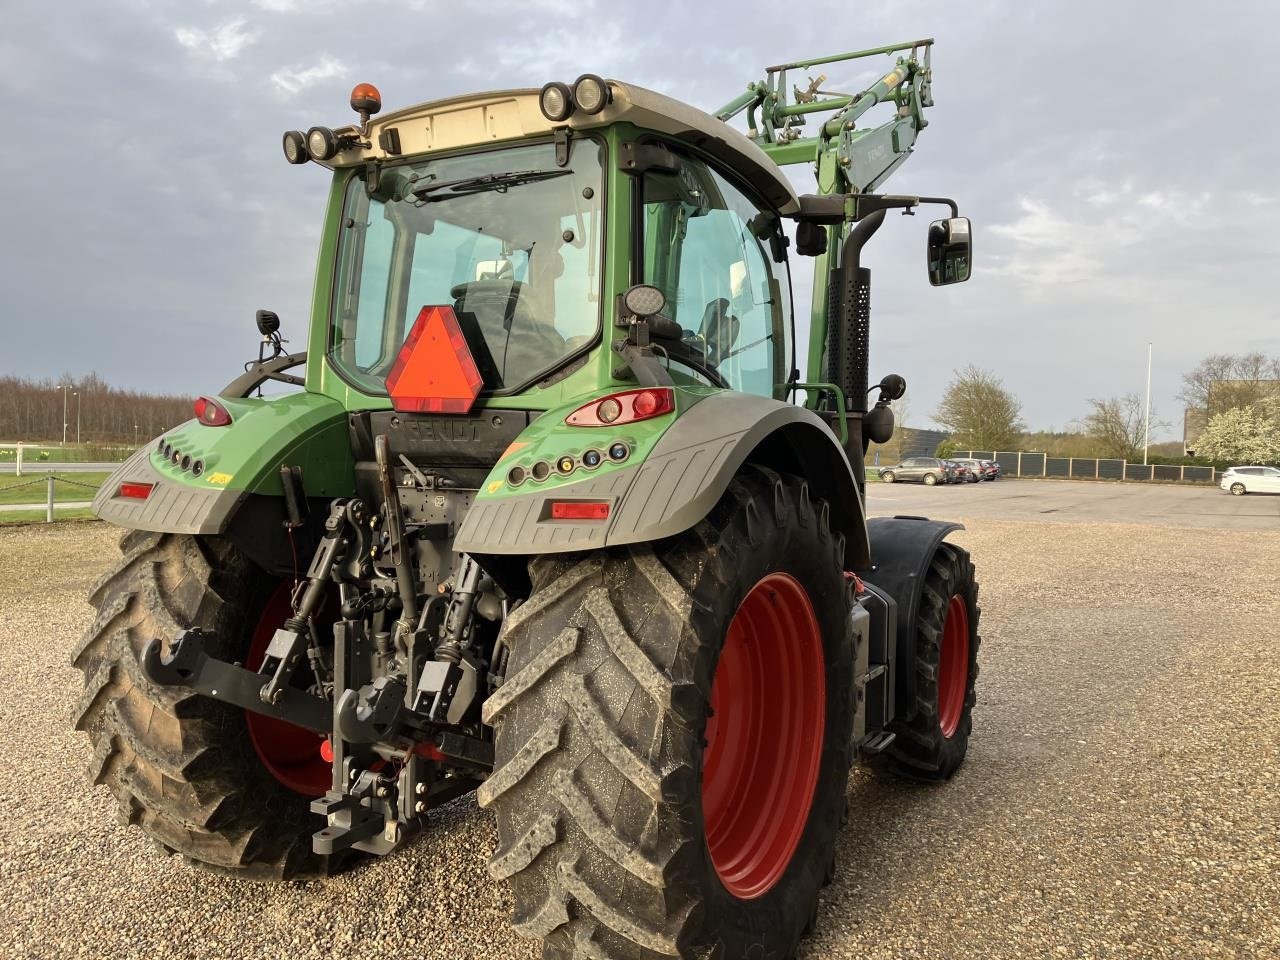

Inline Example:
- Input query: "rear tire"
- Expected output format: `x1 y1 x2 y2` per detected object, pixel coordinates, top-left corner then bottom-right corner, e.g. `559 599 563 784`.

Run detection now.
924 472 939 486
482 468 854 959
877 542 980 781
73 530 330 879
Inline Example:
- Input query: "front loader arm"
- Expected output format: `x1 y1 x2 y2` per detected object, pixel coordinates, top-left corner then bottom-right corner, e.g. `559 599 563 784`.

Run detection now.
715 38 934 196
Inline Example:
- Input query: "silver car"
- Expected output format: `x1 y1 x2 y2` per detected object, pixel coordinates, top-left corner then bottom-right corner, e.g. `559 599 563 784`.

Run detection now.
1220 465 1280 496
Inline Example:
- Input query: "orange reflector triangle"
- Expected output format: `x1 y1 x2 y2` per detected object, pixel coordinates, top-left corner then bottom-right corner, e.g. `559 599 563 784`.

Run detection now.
386 305 484 414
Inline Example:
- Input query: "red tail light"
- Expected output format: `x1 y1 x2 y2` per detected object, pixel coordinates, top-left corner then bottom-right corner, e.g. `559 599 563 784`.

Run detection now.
565 388 675 427
550 501 610 520
119 482 154 500
194 396 232 426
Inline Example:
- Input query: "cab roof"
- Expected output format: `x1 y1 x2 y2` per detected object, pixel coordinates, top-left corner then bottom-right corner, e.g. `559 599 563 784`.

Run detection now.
324 81 799 215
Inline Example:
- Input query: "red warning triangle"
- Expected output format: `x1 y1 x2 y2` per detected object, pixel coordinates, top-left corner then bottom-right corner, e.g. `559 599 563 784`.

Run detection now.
386 305 484 414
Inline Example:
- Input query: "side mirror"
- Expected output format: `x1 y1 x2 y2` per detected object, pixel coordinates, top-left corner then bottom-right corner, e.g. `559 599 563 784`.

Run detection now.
927 217 972 286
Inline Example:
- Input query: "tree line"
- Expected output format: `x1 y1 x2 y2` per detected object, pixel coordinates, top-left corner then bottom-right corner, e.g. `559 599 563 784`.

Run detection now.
922 351 1279 464
0 373 194 445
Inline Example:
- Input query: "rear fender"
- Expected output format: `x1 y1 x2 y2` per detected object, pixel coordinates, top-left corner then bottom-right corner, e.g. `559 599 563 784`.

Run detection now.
456 391 868 571
92 392 354 572
856 516 963 723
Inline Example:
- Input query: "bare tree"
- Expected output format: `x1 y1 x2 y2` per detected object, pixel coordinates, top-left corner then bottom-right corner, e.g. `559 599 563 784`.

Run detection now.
1080 394 1167 460
933 365 1024 450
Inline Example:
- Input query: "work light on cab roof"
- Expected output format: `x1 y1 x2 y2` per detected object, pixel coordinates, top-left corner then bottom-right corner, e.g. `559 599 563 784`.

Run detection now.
281 81 382 165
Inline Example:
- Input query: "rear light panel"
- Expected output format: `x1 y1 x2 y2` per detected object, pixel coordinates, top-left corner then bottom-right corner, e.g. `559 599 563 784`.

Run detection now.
194 396 232 426
118 482 154 500
565 388 674 427
549 501 610 521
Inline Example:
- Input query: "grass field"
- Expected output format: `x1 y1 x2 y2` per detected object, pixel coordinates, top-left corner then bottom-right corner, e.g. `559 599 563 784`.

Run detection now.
0 444 131 464
0 473 108 506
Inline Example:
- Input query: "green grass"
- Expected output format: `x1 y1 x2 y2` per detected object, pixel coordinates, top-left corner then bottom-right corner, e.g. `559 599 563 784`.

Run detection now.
0 472 108 505
864 467 882 482
0 507 98 525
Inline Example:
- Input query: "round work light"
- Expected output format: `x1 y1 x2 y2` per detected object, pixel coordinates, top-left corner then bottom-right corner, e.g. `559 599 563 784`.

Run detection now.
539 82 574 122
573 74 611 115
282 130 309 165
306 126 339 161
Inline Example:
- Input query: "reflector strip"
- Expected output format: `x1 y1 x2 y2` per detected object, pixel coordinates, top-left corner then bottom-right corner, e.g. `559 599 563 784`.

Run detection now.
119 482 154 500
386 305 484 414
550 501 610 520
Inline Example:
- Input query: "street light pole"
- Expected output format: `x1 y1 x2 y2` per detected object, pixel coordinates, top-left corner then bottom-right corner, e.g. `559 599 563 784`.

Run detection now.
74 391 81 446
1142 342 1152 466
58 384 69 446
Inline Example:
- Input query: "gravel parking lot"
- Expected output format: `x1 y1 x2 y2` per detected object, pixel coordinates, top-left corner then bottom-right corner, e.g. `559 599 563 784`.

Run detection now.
1 483 1277 959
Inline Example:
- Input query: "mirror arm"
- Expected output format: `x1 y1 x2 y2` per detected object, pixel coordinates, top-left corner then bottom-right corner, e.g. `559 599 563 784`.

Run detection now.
853 194 958 220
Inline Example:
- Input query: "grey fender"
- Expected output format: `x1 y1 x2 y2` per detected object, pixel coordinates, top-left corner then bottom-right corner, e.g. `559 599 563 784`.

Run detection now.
856 516 964 723
456 392 869 569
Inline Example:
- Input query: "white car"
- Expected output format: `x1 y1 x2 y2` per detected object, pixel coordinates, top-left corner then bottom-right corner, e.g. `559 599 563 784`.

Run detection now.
1220 465 1280 495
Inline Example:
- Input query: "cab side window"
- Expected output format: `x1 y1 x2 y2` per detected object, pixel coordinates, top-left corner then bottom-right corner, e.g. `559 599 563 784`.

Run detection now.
640 154 791 397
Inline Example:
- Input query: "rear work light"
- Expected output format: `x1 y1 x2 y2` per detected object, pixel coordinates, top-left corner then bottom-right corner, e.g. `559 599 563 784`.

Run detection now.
550 501 610 521
194 396 232 426
565 388 674 427
118 482 153 500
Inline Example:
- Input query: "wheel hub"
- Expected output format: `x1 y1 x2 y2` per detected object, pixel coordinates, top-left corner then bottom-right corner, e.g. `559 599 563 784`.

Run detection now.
245 582 333 797
937 594 970 738
701 573 826 900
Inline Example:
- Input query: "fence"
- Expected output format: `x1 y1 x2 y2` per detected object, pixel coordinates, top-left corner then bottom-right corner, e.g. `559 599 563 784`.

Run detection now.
0 473 102 522
956 451 1217 485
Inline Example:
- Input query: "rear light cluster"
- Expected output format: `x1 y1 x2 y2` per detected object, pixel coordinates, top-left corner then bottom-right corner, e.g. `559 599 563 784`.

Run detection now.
507 441 629 487
565 388 674 427
156 438 205 478
118 482 153 500
194 396 232 427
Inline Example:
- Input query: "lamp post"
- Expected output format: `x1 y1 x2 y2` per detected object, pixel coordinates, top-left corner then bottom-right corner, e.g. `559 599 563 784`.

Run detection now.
74 391 81 446
1142 342 1152 466
57 384 70 446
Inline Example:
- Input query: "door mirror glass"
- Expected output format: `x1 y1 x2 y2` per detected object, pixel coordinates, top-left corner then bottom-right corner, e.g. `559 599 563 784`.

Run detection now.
927 217 972 286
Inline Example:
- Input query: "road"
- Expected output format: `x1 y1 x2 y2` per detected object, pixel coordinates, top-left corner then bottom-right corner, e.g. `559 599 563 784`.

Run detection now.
0 483 1276 959
867 476 1280 530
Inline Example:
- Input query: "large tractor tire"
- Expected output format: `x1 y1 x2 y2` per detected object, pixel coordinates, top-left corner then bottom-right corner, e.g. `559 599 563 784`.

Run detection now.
481 467 854 960
73 530 332 879
876 541 980 781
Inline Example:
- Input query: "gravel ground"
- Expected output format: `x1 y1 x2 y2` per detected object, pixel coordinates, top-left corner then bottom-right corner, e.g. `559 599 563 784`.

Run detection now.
0 515 1277 960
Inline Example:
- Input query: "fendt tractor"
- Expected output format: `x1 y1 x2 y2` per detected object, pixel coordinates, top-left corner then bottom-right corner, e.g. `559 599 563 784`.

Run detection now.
77 38 980 959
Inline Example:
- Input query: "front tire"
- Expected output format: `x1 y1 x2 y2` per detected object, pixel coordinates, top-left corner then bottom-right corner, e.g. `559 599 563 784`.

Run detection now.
882 471 896 483
73 531 329 879
1230 482 1246 496
482 468 854 959
877 542 980 781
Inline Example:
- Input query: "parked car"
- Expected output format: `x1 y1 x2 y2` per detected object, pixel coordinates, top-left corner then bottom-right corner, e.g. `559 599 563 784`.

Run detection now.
954 457 999 480
1220 465 1280 495
879 457 950 485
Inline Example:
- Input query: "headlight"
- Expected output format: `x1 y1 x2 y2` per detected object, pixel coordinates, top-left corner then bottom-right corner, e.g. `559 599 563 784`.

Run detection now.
573 74 611 115
282 130 309 165
539 82 574 122
306 126 339 161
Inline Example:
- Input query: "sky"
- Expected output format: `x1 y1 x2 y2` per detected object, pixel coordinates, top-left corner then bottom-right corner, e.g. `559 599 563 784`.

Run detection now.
3 0 1278 438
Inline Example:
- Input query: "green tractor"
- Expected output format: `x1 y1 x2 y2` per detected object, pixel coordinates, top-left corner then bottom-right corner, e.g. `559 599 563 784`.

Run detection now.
77 39 979 959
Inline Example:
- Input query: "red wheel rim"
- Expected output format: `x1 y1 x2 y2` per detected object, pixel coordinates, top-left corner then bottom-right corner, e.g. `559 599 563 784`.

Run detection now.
938 594 970 739
702 573 826 900
244 582 332 797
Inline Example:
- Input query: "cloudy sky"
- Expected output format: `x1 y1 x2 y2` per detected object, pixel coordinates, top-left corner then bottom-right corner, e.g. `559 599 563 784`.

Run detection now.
3 0 1277 437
